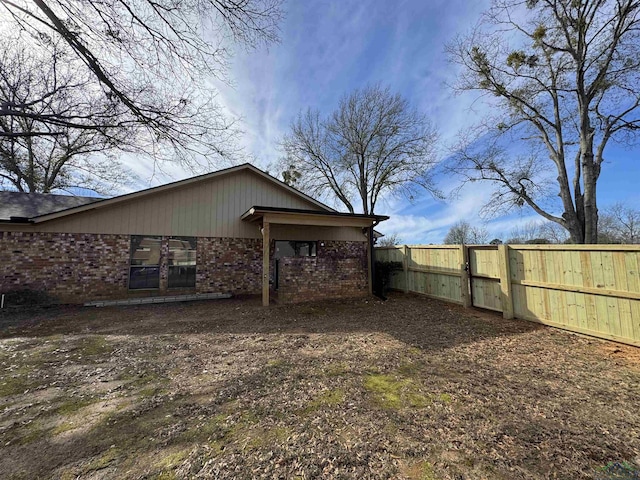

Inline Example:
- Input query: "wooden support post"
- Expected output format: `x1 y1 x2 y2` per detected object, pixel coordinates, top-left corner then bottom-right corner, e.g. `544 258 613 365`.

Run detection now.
367 227 373 295
403 245 409 293
459 245 471 308
262 221 270 306
498 244 514 319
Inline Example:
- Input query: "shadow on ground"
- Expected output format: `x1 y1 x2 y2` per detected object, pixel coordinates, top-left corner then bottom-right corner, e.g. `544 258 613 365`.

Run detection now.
0 294 542 355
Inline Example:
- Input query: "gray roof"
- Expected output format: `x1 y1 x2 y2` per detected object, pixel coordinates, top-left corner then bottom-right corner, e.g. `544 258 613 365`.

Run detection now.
0 191 102 221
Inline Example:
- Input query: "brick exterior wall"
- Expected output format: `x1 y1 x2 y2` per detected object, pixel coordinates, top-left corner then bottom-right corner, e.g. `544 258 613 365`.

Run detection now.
197 237 262 295
0 231 130 303
277 240 368 303
0 233 368 304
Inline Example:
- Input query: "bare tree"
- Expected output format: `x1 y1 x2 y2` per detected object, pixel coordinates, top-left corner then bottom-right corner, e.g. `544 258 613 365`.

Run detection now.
444 221 489 244
377 233 402 247
505 220 568 244
599 202 640 243
506 221 546 244
280 84 439 215
0 0 283 165
0 36 136 194
448 0 640 243
539 221 570 244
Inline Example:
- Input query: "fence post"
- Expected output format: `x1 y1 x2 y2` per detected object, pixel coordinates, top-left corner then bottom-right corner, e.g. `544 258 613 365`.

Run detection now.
459 245 471 308
403 245 409 293
498 244 514 319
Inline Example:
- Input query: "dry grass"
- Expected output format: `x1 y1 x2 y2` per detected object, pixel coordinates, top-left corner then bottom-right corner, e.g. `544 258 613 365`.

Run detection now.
0 294 639 479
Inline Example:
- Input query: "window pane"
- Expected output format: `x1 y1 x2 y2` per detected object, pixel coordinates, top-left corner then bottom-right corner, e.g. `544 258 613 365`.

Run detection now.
168 237 196 288
168 266 196 288
298 242 310 256
275 241 295 259
274 240 317 258
130 236 161 266
168 237 197 266
129 266 160 289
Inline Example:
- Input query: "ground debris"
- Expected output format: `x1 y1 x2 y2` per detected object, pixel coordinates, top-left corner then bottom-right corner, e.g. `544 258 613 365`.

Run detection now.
0 295 639 479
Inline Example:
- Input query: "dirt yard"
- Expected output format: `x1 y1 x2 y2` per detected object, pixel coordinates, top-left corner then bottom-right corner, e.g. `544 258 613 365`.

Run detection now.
1 294 639 480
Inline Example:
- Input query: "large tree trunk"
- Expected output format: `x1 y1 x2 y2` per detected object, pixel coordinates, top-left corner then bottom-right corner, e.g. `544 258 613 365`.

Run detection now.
564 213 584 244
582 160 598 243
581 123 598 243
565 162 584 243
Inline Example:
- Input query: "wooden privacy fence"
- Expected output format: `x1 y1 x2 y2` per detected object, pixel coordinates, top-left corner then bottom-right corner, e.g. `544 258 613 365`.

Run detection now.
376 244 640 348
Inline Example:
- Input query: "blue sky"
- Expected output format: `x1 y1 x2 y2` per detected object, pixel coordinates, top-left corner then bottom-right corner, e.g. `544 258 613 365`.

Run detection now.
129 0 640 244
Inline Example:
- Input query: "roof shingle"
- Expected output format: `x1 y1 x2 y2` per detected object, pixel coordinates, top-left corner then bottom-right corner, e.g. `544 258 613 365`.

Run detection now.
0 191 102 221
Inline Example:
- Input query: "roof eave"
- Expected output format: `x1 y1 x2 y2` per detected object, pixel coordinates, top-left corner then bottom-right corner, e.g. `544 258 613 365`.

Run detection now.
240 206 389 227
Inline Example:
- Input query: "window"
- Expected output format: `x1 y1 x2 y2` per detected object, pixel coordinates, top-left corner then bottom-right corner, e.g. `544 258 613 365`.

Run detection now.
129 236 161 289
274 241 317 259
274 241 318 290
168 237 197 288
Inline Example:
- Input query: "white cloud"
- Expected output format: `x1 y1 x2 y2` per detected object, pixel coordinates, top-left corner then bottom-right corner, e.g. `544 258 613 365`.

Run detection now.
381 181 495 243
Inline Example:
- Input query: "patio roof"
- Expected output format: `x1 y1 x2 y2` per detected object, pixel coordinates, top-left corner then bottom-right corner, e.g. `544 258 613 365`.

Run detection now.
240 206 388 227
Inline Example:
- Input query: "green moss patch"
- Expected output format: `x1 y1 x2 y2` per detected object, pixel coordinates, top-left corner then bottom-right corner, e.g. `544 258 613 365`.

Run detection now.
83 446 120 474
364 374 446 410
54 396 95 416
51 421 78 436
0 375 33 397
300 388 345 415
75 336 112 357
401 460 436 480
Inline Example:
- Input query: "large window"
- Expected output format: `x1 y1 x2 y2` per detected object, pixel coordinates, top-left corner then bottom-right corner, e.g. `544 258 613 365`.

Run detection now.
274 241 317 259
168 237 197 288
129 236 161 289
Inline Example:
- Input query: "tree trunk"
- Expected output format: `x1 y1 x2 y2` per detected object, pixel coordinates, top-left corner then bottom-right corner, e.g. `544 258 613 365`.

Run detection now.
563 210 584 244
581 143 598 243
582 167 598 243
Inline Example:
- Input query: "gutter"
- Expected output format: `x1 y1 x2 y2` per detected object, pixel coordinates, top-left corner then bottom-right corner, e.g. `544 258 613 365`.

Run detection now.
0 217 33 224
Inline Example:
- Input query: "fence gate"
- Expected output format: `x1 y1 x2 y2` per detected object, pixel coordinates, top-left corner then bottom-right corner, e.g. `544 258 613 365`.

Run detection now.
467 245 503 312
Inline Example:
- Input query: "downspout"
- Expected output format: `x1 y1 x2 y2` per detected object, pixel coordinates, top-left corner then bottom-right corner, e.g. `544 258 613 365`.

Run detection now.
370 220 384 300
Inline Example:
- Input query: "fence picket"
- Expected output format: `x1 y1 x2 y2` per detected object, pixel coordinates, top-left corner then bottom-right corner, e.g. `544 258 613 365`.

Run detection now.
376 243 640 348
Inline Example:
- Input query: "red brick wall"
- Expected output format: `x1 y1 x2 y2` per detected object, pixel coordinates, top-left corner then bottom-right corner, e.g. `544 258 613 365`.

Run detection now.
0 231 130 303
197 237 263 295
277 241 368 303
0 233 368 304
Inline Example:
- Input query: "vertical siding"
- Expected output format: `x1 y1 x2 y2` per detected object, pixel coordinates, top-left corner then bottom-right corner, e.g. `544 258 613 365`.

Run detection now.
34 170 332 238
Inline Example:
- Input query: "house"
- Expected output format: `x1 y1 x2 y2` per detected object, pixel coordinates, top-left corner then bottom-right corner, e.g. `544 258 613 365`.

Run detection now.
0 164 388 306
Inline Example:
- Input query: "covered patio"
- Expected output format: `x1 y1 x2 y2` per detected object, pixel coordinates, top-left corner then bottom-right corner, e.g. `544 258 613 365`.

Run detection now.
241 206 388 305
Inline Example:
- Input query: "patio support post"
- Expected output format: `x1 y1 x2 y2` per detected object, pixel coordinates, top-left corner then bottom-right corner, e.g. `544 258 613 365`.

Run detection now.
367 226 373 295
262 220 270 306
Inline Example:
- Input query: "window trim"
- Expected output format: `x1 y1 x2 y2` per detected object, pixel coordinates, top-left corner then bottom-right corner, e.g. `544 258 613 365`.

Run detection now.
128 235 162 290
